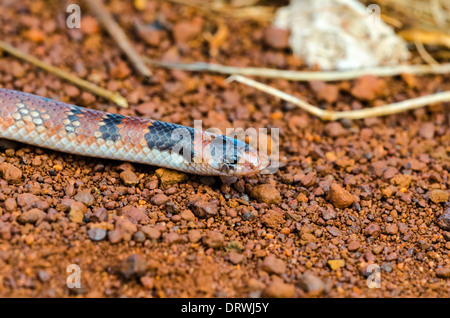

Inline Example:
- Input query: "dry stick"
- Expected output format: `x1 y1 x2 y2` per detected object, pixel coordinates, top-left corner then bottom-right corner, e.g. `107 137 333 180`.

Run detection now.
85 0 152 79
227 75 450 121
144 58 450 81
415 41 439 65
164 0 274 22
0 40 128 108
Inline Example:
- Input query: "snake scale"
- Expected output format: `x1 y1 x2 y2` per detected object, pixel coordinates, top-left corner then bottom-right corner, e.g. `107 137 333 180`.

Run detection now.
0 89 269 176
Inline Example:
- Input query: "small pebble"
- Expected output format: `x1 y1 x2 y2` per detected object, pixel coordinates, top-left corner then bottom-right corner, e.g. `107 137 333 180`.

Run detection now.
262 255 286 274
329 183 354 208
119 254 147 279
88 228 107 241
250 184 281 204
328 259 345 271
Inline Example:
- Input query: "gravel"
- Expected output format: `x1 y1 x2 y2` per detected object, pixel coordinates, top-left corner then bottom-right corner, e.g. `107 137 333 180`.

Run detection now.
0 0 448 298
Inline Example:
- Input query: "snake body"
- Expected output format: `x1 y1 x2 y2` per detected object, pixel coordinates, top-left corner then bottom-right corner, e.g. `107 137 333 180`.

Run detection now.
0 89 268 176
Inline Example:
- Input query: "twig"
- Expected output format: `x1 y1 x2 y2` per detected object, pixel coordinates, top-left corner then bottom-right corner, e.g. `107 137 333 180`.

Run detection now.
164 0 274 22
84 0 152 79
378 0 450 31
227 75 450 121
0 40 128 108
431 0 446 27
399 29 450 48
415 41 439 65
144 58 450 81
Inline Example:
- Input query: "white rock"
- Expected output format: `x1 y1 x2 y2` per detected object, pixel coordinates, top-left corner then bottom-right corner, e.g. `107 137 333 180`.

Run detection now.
273 0 410 70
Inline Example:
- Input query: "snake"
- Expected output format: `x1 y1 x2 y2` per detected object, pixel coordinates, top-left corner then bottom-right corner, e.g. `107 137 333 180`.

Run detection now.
0 89 269 176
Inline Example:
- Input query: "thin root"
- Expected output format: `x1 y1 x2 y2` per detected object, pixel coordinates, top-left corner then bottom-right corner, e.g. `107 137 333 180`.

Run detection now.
84 0 152 79
144 58 450 82
227 75 450 121
0 40 128 108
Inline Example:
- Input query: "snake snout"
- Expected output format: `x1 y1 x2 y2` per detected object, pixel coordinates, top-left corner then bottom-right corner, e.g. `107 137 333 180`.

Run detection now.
257 153 271 172
237 147 270 176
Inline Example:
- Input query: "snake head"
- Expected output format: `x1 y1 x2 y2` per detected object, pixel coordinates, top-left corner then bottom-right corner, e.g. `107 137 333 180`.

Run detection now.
203 135 270 176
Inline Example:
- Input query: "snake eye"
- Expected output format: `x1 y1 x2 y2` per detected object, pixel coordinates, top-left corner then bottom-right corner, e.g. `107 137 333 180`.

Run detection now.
219 164 231 173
